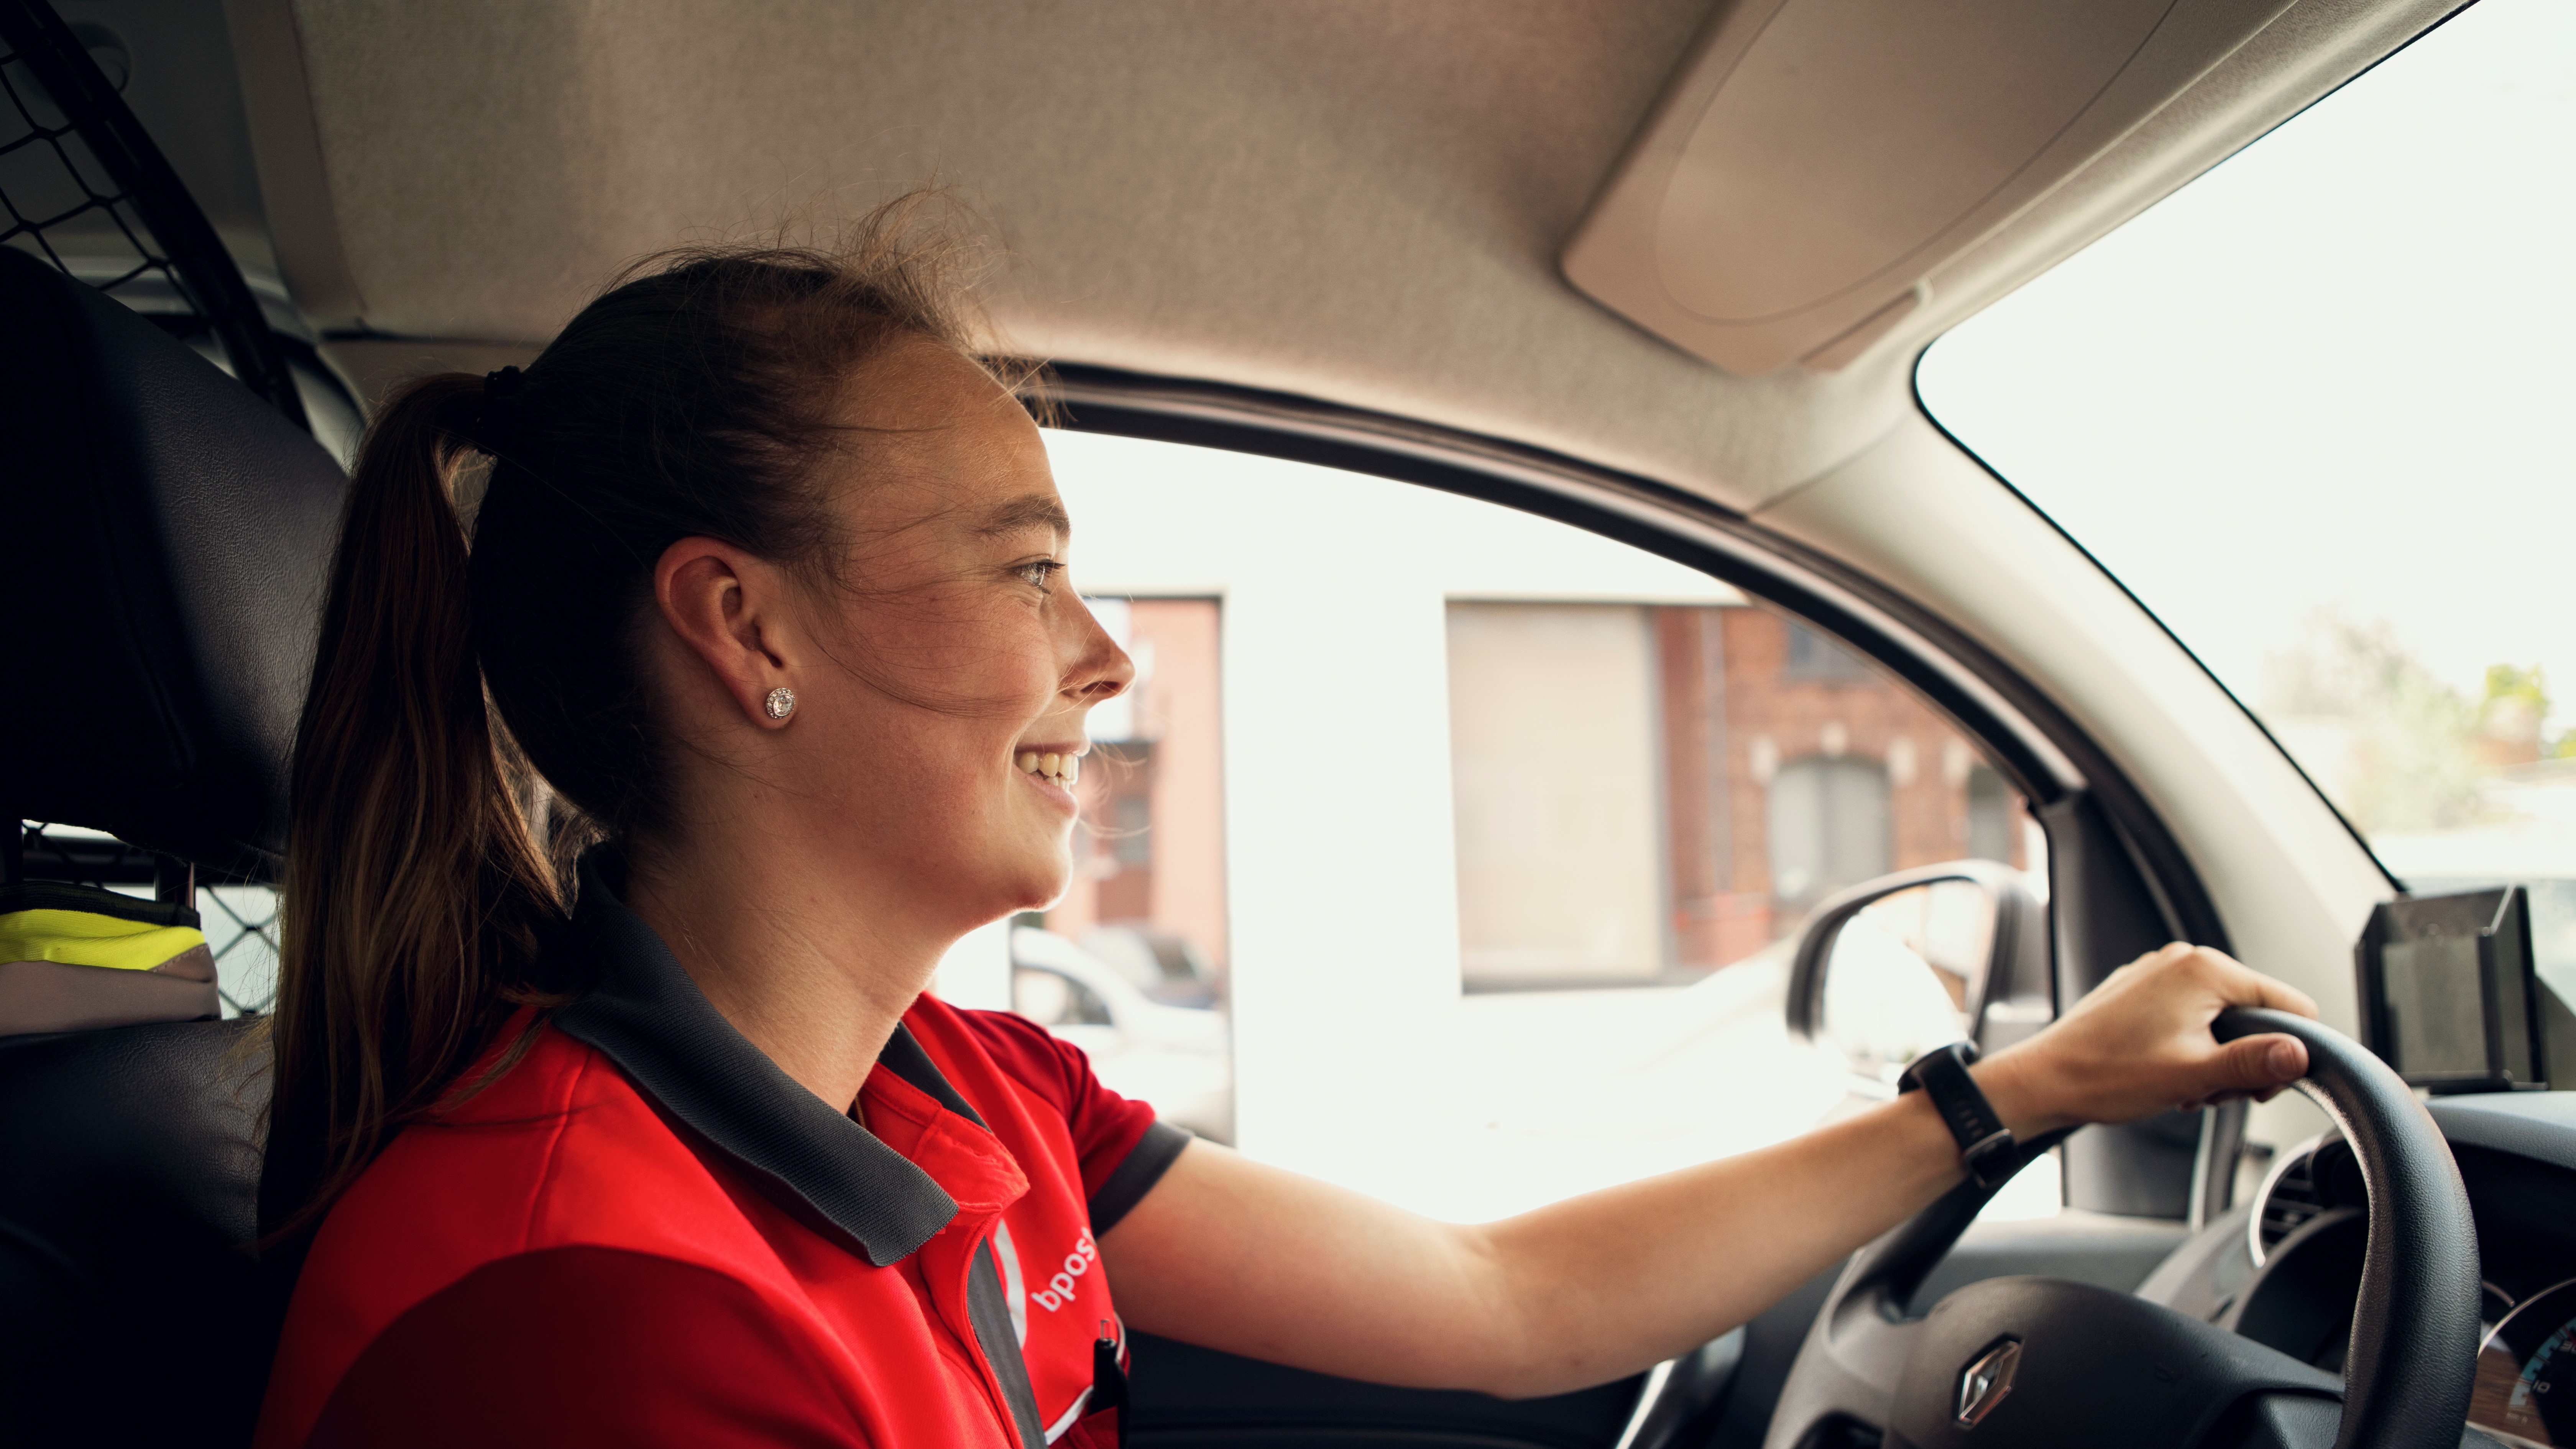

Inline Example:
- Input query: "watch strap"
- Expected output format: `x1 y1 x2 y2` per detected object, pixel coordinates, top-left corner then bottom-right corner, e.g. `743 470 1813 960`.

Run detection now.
1899 1042 2017 1189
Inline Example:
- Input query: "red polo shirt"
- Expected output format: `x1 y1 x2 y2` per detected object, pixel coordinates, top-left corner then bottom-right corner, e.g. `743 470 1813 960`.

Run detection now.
253 858 1191 1449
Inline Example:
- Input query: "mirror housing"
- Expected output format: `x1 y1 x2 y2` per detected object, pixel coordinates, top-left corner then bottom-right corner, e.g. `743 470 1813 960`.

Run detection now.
1785 859 2051 1084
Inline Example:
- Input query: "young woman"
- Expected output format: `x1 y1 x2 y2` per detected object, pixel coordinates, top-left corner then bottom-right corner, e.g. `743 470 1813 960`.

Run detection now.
251 207 2319 1449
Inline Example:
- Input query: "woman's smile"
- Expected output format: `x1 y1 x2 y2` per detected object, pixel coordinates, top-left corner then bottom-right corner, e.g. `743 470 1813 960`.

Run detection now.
1014 745 1086 811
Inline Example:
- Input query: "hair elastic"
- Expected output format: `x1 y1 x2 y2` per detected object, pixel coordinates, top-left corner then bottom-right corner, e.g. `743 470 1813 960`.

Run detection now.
473 366 527 453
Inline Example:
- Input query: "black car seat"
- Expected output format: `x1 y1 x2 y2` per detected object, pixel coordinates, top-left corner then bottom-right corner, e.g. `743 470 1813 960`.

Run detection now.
0 246 343 1447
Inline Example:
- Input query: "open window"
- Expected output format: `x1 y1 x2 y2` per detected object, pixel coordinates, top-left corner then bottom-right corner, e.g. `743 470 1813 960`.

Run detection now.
1030 420 2077 1225
1027 368 2240 1235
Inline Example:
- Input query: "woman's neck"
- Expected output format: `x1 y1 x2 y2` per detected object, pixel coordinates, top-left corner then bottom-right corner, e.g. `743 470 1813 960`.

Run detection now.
619 835 949 1115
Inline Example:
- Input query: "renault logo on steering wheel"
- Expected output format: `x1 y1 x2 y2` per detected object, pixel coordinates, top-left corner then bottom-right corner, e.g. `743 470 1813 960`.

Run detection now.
1955 1338 2022 1427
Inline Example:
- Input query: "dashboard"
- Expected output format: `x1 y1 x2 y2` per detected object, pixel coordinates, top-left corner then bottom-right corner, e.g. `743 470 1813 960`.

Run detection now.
2135 1091 2576 1448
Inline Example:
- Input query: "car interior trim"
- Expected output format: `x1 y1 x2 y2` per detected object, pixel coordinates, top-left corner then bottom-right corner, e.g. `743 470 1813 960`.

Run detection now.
2424 1092 2576 1176
1608 1356 1676 1449
214 0 2474 516
2248 1133 2332 1270
219 0 367 330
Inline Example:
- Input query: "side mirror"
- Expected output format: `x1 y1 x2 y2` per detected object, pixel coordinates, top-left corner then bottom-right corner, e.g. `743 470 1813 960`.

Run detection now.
1785 860 2051 1092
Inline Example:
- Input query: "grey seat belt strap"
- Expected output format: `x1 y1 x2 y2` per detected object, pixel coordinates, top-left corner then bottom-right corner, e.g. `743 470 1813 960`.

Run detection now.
967 1239 1049 1448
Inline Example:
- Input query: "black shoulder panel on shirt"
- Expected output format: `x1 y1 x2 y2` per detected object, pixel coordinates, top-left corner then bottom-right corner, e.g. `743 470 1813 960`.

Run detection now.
1091 1120 1193 1235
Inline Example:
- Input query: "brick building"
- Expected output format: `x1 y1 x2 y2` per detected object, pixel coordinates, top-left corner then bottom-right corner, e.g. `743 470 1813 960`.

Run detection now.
1657 608 2029 972
1046 596 2029 995
1451 601 2030 988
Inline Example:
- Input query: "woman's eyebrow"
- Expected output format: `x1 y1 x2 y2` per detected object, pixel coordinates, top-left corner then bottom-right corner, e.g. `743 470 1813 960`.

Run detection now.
974 495 1071 539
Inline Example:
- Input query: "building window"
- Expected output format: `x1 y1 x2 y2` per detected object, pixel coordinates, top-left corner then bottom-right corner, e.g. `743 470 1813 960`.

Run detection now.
1766 756 1893 910
1109 792 1153 867
1966 764 2015 864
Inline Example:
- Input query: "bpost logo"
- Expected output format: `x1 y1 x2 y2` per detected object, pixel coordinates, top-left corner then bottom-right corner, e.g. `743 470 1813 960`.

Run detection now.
1031 1230 1098 1313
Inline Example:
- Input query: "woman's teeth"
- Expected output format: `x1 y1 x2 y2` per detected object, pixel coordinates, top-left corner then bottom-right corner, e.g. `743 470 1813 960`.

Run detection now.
1017 751 1080 787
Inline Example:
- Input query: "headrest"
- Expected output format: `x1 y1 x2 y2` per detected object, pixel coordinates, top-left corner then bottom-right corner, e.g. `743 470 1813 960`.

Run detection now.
0 248 345 881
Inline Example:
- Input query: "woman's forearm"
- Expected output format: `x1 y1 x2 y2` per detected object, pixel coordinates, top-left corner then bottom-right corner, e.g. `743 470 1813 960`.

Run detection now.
1461 1086 1971 1395
1460 1045 2088 1394
1102 1085 1978 1398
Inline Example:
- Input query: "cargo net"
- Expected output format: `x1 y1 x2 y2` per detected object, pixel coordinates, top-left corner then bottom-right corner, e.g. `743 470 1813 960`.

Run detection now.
14 821 283 1016
0 24 205 319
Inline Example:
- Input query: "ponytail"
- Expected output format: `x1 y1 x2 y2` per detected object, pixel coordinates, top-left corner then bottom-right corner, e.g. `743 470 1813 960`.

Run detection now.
261 374 563 1244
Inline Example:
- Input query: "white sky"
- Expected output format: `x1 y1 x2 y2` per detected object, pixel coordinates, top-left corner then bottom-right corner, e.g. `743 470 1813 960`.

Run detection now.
1917 0 2576 728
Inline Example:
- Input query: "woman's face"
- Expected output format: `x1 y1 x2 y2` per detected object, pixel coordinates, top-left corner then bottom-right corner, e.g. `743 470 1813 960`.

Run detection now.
772 338 1132 931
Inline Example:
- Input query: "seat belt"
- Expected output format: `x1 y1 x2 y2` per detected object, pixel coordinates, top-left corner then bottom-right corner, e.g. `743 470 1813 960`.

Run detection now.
966 1239 1050 1448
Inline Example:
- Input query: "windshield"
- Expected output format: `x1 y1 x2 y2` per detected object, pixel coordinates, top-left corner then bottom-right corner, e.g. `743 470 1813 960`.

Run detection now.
1918 0 2576 982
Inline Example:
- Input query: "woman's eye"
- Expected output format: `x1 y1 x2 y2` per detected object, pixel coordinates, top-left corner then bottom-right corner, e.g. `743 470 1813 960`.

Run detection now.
1014 560 1063 590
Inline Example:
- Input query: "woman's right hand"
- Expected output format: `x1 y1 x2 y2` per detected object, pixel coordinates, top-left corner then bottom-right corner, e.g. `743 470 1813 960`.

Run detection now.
1975 942 2320 1137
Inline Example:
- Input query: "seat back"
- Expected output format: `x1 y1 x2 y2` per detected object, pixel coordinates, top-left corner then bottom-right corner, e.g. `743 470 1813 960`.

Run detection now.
0 246 342 1446
0 1019 273 1444
0 245 343 879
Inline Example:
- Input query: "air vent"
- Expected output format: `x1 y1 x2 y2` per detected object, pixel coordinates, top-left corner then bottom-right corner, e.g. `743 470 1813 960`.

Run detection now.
2248 1136 2330 1267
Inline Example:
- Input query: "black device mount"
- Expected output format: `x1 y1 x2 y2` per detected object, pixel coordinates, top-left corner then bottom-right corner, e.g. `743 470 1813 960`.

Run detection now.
2353 885 2561 1094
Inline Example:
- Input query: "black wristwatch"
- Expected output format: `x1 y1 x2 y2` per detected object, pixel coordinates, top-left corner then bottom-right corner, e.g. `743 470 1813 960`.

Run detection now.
1898 1042 2019 1189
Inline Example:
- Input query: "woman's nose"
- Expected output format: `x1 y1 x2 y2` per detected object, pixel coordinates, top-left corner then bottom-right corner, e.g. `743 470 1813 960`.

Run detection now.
1067 609 1136 704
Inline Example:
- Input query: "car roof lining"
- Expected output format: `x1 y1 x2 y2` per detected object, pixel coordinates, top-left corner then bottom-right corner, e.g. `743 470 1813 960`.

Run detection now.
146 0 2451 515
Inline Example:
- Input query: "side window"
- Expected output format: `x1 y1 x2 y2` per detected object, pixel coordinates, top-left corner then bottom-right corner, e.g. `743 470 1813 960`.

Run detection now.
1030 429 2042 1219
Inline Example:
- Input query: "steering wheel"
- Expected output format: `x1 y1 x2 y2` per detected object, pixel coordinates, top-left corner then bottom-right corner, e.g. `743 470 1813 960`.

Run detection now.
1758 1009 2481 1449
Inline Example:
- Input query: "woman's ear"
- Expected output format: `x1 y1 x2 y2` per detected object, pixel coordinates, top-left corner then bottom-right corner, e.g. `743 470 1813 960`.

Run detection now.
653 536 798 728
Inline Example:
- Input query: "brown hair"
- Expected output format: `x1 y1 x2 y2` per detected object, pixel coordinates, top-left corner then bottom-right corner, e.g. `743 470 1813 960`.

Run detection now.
263 198 1019 1241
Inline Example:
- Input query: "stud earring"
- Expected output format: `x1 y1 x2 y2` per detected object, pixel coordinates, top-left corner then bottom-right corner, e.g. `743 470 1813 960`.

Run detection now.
764 686 797 720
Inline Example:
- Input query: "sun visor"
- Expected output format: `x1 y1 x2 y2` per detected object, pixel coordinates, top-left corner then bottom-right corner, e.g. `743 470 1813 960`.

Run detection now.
1565 0 2296 375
